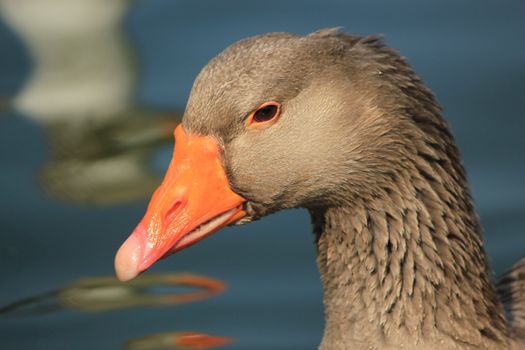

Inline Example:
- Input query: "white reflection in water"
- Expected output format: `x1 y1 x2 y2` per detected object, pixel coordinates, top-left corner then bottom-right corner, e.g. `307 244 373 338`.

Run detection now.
0 0 181 205
0 0 134 121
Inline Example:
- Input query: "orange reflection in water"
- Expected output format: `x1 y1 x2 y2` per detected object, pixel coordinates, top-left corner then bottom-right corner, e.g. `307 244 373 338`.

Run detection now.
58 273 226 312
0 273 233 349
125 331 234 350
0 273 226 314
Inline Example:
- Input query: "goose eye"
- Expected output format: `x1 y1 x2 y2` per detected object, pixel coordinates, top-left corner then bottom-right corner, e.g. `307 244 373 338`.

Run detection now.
246 101 281 128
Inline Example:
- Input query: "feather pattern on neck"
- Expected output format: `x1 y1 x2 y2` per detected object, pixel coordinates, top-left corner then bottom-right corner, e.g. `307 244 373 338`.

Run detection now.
310 138 513 349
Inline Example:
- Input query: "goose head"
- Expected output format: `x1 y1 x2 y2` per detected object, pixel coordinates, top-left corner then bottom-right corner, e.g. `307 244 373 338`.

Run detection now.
115 29 441 280
113 29 524 350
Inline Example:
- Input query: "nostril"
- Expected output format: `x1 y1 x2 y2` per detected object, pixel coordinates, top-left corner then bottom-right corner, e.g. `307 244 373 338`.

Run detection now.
165 200 183 225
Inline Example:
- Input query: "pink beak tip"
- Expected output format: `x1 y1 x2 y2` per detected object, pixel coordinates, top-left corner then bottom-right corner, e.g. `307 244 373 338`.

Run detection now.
114 232 144 282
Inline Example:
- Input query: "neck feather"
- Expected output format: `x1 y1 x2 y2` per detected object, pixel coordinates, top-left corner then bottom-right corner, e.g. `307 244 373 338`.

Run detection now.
310 159 511 349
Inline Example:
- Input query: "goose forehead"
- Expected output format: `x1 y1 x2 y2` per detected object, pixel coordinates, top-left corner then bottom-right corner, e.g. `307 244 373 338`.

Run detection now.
183 33 357 137
183 36 319 135
198 36 315 95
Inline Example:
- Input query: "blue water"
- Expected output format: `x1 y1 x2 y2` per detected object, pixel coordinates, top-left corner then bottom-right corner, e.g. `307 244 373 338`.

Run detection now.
1 1 524 349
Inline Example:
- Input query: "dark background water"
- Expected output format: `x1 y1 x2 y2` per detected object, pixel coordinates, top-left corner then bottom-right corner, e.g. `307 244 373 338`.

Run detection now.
0 1 524 349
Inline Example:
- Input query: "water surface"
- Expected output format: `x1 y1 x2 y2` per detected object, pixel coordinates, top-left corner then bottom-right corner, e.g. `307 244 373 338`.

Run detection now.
1 1 524 349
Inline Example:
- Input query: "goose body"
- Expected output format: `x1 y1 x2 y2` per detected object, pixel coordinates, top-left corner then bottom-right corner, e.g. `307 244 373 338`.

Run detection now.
115 29 525 349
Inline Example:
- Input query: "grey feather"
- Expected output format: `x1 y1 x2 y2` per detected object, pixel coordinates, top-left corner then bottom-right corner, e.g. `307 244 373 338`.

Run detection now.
181 29 525 350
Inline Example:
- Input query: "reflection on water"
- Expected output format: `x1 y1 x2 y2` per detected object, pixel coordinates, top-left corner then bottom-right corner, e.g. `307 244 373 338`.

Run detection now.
0 274 232 349
0 2 233 348
0 0 181 205
125 332 233 350
1 1 523 349
0 0 135 121
0 95 9 111
0 273 225 315
39 110 179 205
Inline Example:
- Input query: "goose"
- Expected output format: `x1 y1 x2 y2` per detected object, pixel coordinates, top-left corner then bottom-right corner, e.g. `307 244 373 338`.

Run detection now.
114 29 525 349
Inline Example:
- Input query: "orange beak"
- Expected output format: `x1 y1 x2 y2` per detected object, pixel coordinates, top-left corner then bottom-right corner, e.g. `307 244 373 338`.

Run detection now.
115 125 247 281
